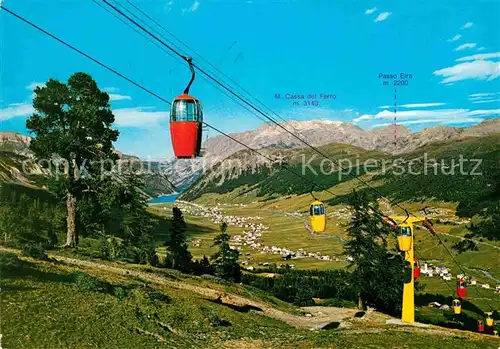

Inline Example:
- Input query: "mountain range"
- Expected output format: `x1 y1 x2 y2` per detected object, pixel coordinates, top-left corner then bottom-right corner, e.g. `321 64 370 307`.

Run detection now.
0 132 176 197
2 119 500 197
202 119 500 157
166 118 500 189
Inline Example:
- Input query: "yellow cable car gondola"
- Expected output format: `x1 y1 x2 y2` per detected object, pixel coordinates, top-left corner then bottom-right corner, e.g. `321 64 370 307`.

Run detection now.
393 211 413 252
452 299 461 315
486 312 494 327
396 223 413 252
310 200 326 233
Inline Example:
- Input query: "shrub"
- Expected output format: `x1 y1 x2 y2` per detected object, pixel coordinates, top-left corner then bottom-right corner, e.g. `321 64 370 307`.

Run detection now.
21 242 48 260
0 252 23 274
147 290 170 303
169 306 188 327
99 237 122 260
113 286 128 301
321 298 357 308
70 271 107 292
120 244 158 265
206 308 230 327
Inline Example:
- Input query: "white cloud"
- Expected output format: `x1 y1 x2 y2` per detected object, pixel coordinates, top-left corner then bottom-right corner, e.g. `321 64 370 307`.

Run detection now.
379 103 445 109
26 82 45 90
103 87 131 101
461 22 473 29
374 12 391 22
108 93 132 101
365 7 377 14
478 46 486 51
164 1 174 13
374 108 469 120
456 52 500 62
455 43 477 51
371 118 483 128
353 115 372 123
471 98 500 104
433 59 500 84
467 108 500 116
188 0 199 12
468 92 500 104
400 103 446 108
469 92 500 99
447 34 461 42
353 107 500 128
113 107 170 128
0 103 35 121
103 87 119 93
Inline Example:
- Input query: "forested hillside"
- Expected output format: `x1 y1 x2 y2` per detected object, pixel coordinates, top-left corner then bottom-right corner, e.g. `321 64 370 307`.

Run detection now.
183 134 500 220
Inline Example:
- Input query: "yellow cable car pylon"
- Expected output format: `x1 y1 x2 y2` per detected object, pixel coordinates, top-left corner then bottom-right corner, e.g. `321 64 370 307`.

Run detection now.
387 211 436 324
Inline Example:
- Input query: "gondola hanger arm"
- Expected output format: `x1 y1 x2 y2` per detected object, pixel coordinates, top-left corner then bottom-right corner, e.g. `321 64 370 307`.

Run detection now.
182 56 195 95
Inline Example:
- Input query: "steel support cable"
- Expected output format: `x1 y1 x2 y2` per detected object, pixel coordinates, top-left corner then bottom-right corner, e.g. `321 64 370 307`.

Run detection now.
6 5 490 311
0 5 339 202
123 0 303 132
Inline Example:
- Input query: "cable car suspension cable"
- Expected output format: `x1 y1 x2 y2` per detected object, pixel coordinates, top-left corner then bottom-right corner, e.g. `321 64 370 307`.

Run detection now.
99 0 273 127
100 0 460 238
0 5 342 206
99 0 432 244
7 5 492 312
123 0 308 137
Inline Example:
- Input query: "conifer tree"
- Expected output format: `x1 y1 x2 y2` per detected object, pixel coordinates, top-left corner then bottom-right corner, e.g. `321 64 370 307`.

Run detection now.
211 222 241 282
165 207 192 271
344 190 406 314
26 73 119 247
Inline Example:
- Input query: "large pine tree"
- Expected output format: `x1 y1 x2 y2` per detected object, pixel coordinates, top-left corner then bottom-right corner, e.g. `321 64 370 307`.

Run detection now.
26 73 119 247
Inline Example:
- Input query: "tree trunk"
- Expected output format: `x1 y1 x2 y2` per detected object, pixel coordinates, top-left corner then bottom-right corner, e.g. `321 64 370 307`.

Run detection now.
358 294 366 310
64 193 77 248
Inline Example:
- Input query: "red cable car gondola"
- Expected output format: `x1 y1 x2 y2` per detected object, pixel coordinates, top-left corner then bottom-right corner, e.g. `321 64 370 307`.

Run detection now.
413 258 420 279
170 57 203 159
477 319 484 333
457 278 467 298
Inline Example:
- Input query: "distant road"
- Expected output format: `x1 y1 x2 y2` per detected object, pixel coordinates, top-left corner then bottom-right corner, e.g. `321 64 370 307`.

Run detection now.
438 231 500 251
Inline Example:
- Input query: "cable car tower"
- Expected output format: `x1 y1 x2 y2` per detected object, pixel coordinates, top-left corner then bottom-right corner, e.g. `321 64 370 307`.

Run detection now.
386 211 436 324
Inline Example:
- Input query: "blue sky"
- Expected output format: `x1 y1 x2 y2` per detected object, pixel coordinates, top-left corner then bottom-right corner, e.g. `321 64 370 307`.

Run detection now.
1 0 499 159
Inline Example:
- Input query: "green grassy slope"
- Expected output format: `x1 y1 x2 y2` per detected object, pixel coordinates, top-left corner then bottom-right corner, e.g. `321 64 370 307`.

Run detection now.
2 250 498 349
150 201 500 319
181 143 388 201
179 135 500 281
369 134 500 217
